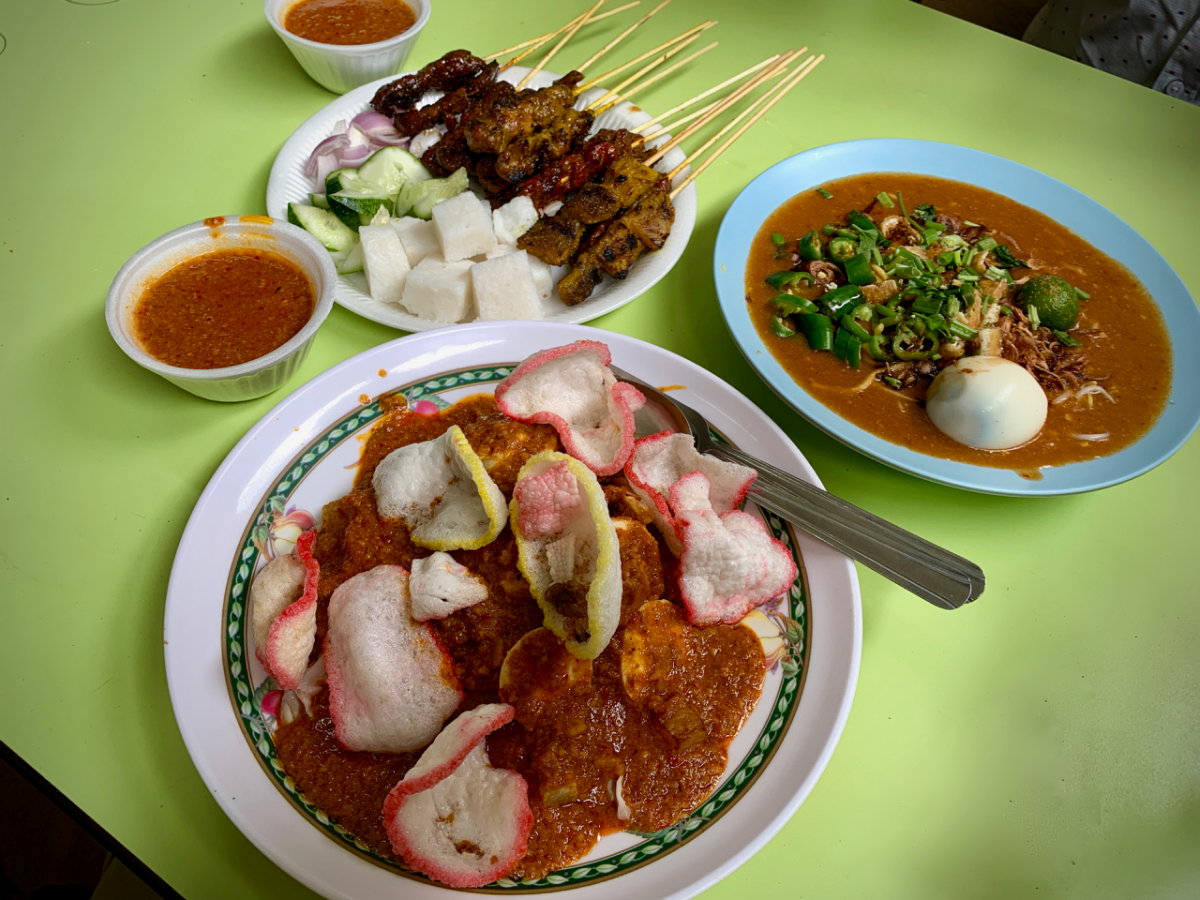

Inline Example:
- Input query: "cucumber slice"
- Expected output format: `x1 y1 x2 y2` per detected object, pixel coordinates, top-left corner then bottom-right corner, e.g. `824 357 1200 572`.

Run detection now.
287 202 358 253
329 184 392 230
357 147 432 199
332 240 364 275
310 193 330 209
325 168 366 196
397 167 470 220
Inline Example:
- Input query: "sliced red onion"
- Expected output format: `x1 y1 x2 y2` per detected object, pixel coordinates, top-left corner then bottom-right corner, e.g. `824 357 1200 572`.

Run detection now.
305 132 351 178
351 110 410 146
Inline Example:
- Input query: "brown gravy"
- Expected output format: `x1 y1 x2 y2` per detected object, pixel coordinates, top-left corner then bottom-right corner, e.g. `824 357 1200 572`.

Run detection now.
284 0 416 45
746 174 1172 471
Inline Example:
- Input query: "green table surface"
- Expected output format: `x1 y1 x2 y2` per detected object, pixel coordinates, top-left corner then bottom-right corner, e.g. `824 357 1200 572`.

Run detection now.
2 0 1199 897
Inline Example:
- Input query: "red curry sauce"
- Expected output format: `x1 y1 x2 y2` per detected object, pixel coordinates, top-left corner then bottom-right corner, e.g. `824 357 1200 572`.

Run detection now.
273 394 767 879
133 248 313 370
747 174 1173 472
284 0 417 45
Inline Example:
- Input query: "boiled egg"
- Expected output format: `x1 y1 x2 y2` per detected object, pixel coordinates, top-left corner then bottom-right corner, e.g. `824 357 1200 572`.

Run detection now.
926 357 1047 450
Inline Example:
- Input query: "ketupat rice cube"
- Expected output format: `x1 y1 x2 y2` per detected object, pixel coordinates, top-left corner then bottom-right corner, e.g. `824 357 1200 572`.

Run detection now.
403 256 475 322
492 196 538 246
360 224 411 307
391 217 440 266
471 250 542 321
528 255 554 301
432 192 496 261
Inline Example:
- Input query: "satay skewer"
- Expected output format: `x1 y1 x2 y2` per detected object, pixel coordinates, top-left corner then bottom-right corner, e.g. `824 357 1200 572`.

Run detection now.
640 100 720 143
670 54 825 199
517 0 609 90
643 47 802 166
631 53 781 134
578 0 673 72
586 35 716 112
577 20 717 92
487 2 639 63
666 54 814 181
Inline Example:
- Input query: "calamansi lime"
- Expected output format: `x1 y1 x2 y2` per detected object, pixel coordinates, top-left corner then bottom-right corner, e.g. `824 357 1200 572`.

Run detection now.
1019 275 1079 331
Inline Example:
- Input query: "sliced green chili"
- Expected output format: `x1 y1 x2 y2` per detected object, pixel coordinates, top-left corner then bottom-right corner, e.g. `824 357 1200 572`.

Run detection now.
798 313 834 351
866 333 894 361
844 253 876 286
840 315 872 342
833 327 862 369
822 223 839 236
766 270 814 290
771 315 795 338
798 229 824 261
828 238 857 262
770 294 819 316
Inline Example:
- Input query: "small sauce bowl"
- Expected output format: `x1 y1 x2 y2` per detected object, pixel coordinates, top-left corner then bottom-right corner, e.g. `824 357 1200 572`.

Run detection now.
105 215 337 402
264 0 431 94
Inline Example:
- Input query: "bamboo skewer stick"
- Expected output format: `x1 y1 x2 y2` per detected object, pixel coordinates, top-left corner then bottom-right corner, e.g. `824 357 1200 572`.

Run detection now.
631 53 781 134
578 20 716 91
667 55 812 180
486 2 638 61
584 29 705 109
640 100 719 143
588 36 717 113
578 0 672 73
670 55 824 199
644 47 801 166
588 40 715 116
517 0 608 90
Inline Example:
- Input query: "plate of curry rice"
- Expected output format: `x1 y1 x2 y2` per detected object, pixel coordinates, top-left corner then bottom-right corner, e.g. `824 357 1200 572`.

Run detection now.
163 322 860 899
266 66 697 332
715 139 1200 496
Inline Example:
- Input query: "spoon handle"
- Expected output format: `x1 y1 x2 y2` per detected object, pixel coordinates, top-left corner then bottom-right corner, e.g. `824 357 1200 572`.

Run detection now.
707 445 985 609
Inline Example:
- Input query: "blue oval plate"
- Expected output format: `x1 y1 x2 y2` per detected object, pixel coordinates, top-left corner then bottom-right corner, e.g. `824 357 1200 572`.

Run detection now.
713 139 1200 497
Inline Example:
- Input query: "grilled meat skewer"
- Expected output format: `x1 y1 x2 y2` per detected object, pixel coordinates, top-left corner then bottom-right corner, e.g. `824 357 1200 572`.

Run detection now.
371 50 490 118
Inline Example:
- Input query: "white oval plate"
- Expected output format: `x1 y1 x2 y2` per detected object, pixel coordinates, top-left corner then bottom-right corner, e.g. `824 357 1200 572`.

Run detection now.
266 67 698 332
164 322 860 900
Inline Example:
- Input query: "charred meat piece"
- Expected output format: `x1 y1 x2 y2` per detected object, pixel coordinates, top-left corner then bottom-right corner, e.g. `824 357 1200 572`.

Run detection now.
515 130 635 208
517 216 587 266
371 50 489 118
473 155 513 196
494 108 595 183
556 259 605 306
600 154 662 207
558 183 622 224
465 72 584 154
418 80 516 177
390 63 501 137
590 222 644 279
622 178 673 251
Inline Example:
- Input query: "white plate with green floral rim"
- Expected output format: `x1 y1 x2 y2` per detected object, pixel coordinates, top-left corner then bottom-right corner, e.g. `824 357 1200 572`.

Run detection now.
164 321 861 900
265 67 697 333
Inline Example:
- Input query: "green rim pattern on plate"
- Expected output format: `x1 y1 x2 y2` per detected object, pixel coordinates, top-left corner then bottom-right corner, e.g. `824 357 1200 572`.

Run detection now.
223 366 808 889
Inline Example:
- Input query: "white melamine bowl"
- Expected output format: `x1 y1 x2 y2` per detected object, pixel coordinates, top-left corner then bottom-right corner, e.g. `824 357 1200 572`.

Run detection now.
264 0 431 95
105 215 337 403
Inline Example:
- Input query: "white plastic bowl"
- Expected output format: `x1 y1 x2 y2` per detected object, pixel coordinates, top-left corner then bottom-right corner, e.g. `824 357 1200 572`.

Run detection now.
264 0 430 95
105 215 337 402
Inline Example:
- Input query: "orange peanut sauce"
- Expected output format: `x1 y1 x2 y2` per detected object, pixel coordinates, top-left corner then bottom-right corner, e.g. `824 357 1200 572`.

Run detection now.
274 394 766 879
284 0 416 45
133 248 313 369
747 174 1172 471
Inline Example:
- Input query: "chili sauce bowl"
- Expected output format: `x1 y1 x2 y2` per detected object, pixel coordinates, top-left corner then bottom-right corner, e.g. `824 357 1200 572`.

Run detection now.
264 0 431 95
105 215 337 403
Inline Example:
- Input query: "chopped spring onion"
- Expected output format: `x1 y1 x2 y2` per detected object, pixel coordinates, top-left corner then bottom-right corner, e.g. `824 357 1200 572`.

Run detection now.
1028 305 1041 329
1075 287 1091 300
883 375 902 389
875 192 895 208
974 235 998 253
816 188 833 199
771 233 786 247
840 315 872 342
911 295 943 316
947 320 978 340
1054 329 1083 347
939 234 968 250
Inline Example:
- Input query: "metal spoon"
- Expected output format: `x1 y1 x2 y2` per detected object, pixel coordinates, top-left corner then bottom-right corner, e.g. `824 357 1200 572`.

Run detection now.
611 365 985 610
